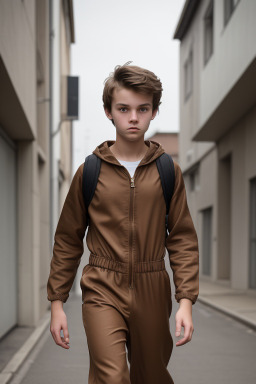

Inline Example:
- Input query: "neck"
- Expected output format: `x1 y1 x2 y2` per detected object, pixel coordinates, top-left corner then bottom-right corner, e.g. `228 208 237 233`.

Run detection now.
110 136 148 161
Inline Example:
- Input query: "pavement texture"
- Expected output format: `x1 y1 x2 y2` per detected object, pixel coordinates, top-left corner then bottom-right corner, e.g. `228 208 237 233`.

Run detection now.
198 279 256 330
1 274 256 383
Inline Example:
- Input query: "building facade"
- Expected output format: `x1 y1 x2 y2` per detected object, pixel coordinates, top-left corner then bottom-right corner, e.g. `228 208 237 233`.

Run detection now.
148 132 179 164
174 0 256 293
0 0 75 340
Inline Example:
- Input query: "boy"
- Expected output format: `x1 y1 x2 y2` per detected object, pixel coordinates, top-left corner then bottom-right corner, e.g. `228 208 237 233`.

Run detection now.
47 63 199 384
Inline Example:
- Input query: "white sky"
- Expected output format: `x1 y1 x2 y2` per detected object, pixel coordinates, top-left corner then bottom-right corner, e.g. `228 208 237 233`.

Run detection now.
71 0 185 171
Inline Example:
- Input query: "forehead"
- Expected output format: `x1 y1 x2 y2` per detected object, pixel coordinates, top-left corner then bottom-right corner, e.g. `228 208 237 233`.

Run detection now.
112 87 153 106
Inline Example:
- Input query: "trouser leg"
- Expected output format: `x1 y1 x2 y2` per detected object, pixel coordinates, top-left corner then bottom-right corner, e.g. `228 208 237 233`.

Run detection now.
128 270 174 384
82 302 131 384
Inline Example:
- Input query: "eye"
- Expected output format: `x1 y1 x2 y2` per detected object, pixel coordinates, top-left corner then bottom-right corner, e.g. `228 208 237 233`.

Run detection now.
119 107 127 112
140 107 148 112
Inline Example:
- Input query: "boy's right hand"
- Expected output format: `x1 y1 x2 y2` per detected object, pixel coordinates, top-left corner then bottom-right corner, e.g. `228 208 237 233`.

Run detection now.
50 300 70 349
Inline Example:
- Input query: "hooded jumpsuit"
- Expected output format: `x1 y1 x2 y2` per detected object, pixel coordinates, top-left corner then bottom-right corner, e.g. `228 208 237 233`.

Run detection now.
47 139 199 384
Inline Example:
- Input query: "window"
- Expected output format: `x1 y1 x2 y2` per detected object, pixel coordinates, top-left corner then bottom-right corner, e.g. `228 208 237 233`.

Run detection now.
189 172 195 192
204 1 214 66
189 164 200 192
184 49 193 101
224 0 240 26
202 207 213 276
249 177 256 289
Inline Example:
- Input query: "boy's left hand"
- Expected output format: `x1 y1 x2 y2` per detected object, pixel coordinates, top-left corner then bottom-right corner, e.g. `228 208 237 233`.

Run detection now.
175 298 194 347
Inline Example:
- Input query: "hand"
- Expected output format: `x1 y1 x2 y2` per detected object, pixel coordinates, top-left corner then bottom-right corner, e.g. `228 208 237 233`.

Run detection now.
50 300 70 349
175 298 194 347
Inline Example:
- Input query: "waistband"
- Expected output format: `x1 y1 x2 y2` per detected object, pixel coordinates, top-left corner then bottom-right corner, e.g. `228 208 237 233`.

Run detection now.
89 253 166 273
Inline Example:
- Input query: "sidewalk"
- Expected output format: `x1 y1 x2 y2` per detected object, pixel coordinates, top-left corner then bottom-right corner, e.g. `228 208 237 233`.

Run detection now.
197 279 256 331
1 279 256 383
0 292 88 384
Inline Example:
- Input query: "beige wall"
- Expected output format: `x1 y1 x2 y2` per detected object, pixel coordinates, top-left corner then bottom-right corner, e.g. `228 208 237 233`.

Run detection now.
200 0 256 129
59 1 73 204
0 0 36 139
178 0 214 171
148 132 179 163
0 0 74 335
175 0 256 292
217 106 256 290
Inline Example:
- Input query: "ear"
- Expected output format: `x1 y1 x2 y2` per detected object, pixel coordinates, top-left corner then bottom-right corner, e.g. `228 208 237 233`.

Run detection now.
151 108 158 120
104 107 113 120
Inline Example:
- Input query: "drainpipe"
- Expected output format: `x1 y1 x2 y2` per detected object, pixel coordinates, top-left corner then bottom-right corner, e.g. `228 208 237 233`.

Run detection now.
49 0 54 250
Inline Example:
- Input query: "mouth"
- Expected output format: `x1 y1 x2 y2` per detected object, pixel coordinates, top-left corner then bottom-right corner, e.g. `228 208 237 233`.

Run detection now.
128 127 140 130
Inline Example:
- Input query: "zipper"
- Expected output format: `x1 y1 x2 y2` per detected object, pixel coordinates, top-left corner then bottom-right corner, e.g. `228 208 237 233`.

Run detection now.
119 166 138 289
129 175 135 288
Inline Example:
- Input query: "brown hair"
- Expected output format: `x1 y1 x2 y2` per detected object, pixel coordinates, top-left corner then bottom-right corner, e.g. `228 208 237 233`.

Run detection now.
102 62 163 125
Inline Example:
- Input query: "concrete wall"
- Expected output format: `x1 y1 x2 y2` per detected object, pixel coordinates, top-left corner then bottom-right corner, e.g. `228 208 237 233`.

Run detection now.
148 132 179 163
0 0 36 139
200 0 256 129
59 1 73 202
178 0 215 171
217 106 256 290
176 0 256 292
0 0 74 337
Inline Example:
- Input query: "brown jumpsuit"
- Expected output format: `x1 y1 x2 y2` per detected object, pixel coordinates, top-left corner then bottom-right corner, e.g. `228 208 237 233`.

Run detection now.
47 140 199 384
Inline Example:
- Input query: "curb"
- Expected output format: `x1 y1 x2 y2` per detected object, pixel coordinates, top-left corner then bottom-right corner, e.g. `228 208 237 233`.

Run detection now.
0 311 51 384
198 296 256 331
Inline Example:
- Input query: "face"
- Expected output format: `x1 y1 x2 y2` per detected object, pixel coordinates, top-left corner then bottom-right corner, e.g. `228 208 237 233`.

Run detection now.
105 87 158 142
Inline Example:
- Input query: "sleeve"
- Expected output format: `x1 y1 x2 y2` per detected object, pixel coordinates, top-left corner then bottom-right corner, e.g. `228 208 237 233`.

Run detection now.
165 160 199 305
47 163 87 303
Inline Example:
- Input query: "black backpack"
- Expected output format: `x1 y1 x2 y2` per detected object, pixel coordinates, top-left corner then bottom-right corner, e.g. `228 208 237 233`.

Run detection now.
82 153 175 238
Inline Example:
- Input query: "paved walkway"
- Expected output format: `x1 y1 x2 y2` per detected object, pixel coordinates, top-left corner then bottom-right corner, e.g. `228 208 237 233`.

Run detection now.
198 279 256 331
1 277 256 384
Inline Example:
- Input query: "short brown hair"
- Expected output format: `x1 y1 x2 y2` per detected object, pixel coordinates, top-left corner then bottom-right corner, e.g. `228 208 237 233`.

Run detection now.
102 62 163 125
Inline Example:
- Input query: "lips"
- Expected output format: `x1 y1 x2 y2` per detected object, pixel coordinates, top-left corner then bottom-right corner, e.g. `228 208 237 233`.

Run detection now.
128 127 139 130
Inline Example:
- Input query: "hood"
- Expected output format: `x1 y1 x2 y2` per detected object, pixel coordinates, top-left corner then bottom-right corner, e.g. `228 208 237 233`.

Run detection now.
92 140 165 166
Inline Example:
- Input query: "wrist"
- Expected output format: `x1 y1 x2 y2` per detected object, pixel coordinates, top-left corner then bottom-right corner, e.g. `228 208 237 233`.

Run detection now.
51 300 63 310
179 298 192 307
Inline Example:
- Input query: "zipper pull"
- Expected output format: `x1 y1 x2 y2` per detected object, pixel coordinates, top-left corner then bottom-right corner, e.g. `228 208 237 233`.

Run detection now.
131 177 135 188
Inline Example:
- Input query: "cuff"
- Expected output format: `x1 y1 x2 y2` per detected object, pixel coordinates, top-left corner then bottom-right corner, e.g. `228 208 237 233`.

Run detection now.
47 293 69 303
175 291 198 305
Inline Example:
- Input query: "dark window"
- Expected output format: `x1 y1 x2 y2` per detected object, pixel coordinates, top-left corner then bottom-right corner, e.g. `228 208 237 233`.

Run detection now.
224 0 240 26
189 172 195 192
184 49 193 101
189 166 199 192
249 177 256 289
204 1 214 66
202 207 213 276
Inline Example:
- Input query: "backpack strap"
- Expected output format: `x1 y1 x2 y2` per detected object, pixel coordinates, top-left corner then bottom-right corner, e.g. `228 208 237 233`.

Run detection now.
82 152 175 238
82 154 102 227
155 153 175 238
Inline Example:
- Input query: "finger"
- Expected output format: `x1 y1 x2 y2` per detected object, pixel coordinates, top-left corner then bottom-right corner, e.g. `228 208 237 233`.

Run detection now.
54 329 70 349
176 336 187 346
176 325 192 347
51 328 58 345
183 323 191 340
175 319 182 337
63 326 70 344
61 336 70 346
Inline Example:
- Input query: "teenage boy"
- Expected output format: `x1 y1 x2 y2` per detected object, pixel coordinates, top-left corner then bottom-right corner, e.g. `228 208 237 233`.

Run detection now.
47 63 199 384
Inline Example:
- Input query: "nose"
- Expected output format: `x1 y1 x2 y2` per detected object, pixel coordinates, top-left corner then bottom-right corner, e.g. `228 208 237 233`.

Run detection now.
129 110 138 123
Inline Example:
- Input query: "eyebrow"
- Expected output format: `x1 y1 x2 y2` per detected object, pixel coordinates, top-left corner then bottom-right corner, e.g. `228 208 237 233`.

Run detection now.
115 103 152 107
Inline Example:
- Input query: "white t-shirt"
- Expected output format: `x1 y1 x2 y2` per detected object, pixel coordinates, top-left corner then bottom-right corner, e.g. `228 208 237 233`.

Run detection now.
117 159 142 178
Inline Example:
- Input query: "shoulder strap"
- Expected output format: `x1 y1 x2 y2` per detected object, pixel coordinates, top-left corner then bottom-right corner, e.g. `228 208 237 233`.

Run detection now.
155 153 175 238
82 154 101 227
82 152 175 237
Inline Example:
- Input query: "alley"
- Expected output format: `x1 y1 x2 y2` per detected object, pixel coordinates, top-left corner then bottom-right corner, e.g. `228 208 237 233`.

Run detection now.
7 271 256 384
